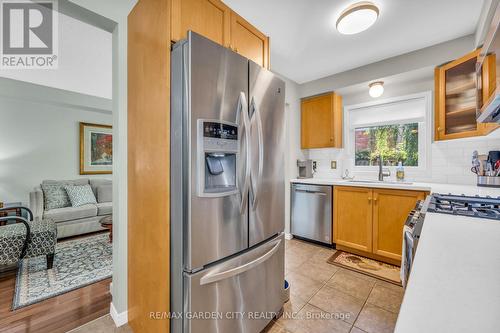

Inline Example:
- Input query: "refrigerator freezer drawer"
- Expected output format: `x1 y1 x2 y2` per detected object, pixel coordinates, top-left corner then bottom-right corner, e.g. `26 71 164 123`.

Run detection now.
184 233 285 333
291 184 332 245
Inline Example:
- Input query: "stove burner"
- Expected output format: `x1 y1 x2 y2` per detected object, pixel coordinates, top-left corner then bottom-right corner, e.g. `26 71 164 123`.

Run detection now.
428 193 500 221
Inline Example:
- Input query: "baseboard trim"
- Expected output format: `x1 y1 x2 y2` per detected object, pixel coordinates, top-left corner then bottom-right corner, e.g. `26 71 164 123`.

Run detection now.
110 302 128 327
285 233 293 240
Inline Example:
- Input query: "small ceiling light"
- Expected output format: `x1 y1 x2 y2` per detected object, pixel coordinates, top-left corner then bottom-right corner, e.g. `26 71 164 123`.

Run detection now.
336 2 379 35
369 81 384 98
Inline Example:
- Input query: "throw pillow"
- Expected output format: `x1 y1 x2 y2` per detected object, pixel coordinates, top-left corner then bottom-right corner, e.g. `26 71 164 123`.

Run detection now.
64 184 97 207
97 185 112 203
41 184 71 210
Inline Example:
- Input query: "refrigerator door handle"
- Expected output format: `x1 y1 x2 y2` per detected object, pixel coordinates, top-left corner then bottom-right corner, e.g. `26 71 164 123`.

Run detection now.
250 97 264 211
237 91 251 213
199 239 282 285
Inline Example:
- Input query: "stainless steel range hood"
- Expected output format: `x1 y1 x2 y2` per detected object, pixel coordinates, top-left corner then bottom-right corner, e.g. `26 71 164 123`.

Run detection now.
477 2 500 124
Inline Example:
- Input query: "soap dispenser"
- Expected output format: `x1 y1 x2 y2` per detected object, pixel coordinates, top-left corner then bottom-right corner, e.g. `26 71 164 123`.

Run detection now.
396 161 405 181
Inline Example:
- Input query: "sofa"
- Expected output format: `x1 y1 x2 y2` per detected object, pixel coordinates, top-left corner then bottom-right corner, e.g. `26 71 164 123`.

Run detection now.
30 179 112 239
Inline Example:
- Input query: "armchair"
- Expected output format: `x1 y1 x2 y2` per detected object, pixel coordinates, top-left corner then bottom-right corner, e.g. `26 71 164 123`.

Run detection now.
0 206 56 269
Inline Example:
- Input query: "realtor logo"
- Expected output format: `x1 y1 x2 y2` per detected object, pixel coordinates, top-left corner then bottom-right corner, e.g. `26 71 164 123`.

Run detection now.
1 0 58 69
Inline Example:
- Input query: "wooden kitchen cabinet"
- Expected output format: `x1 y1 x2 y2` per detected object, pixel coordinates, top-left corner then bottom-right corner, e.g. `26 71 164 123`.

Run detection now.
334 186 373 252
171 0 270 69
372 189 426 261
171 0 231 46
230 11 269 68
301 92 343 149
435 49 497 141
334 186 428 265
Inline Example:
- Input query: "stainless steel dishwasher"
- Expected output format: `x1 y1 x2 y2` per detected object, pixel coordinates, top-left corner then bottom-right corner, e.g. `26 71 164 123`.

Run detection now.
291 183 332 245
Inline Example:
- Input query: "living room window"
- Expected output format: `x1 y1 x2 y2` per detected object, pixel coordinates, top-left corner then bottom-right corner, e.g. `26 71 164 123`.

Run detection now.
345 91 431 172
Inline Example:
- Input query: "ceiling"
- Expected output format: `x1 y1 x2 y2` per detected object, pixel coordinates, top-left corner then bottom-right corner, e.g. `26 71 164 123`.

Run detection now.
223 0 485 84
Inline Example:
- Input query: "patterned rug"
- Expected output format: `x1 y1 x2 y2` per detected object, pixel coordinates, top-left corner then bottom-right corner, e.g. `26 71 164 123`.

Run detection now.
327 250 401 285
13 233 112 310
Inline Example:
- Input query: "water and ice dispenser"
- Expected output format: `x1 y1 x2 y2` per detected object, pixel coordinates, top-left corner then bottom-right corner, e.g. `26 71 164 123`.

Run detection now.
197 120 239 197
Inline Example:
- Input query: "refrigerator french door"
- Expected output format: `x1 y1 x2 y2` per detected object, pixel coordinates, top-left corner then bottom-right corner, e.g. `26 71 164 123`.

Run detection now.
171 31 286 333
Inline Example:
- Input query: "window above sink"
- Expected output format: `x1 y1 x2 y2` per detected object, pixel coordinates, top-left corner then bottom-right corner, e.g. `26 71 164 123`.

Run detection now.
355 123 419 167
345 91 432 173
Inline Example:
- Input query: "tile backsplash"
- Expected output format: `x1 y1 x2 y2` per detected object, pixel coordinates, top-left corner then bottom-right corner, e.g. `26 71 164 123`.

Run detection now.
306 134 500 185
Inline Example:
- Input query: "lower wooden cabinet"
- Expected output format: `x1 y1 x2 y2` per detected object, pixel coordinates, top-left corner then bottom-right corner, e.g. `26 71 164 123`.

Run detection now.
372 189 426 261
334 186 372 252
334 186 428 265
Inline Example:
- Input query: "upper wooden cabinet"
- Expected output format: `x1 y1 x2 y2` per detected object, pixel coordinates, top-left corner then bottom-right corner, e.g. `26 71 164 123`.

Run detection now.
171 0 270 69
301 92 343 149
334 186 428 265
229 11 269 68
435 49 497 141
171 0 230 46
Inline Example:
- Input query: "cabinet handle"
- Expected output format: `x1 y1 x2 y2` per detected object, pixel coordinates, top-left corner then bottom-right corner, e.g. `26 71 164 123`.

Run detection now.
368 197 372 202
373 197 378 202
437 127 443 132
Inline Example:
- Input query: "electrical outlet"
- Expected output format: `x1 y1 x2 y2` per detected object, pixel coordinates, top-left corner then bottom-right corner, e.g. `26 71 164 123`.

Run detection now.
331 161 337 169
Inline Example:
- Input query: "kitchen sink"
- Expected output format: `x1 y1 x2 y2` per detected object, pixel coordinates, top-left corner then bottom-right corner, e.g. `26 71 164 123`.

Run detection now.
347 179 414 185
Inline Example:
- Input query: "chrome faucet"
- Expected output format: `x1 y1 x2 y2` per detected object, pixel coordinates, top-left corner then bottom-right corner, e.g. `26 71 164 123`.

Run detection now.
378 155 390 181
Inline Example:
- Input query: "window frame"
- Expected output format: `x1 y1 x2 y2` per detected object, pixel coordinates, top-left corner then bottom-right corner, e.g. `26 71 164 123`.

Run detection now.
344 91 432 174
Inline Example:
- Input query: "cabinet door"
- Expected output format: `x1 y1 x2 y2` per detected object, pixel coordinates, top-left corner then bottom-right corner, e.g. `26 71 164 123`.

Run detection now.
301 93 342 149
334 186 373 252
372 189 426 261
435 49 483 140
230 11 269 68
171 0 230 46
480 53 499 135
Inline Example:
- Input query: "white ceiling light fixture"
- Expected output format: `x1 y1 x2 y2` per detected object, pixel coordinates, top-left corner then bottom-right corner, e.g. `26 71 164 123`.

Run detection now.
336 2 380 35
369 81 384 98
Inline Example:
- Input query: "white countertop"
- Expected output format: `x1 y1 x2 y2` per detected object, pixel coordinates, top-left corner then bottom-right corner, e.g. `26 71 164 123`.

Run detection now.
291 177 500 197
395 213 500 333
292 177 500 331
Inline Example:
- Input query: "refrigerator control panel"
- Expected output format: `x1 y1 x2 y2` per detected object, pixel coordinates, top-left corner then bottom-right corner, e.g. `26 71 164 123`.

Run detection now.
197 119 239 197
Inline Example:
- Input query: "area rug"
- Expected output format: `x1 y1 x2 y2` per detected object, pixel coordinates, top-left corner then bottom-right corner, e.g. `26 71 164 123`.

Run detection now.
327 250 401 285
12 233 112 310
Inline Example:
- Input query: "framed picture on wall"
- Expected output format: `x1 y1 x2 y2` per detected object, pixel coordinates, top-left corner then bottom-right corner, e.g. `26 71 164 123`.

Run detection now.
80 122 113 174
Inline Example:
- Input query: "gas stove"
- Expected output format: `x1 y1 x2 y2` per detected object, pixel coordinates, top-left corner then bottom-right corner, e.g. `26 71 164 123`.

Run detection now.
427 193 500 221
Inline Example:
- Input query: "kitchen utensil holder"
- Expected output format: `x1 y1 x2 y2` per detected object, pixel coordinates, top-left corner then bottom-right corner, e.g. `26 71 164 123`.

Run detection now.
477 176 500 188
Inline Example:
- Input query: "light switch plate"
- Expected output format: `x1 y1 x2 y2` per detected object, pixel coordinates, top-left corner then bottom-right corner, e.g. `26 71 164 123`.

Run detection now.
331 161 337 169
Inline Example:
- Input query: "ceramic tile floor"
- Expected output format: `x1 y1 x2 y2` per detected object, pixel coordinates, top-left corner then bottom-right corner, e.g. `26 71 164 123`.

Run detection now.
263 238 404 333
68 315 133 333
71 238 403 333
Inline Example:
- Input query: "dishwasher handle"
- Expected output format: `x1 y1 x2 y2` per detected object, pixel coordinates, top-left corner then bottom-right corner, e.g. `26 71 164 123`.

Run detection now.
294 188 327 195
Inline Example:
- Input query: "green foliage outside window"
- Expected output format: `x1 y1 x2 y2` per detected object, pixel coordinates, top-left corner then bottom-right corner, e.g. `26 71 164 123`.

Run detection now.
355 123 419 166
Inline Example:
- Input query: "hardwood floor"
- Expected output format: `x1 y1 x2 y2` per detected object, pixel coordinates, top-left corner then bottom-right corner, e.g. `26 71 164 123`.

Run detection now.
0 268 111 333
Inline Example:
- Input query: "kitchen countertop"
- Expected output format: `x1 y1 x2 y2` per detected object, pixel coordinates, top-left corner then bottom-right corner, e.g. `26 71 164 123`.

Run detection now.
291 177 500 331
291 178 500 196
395 212 500 332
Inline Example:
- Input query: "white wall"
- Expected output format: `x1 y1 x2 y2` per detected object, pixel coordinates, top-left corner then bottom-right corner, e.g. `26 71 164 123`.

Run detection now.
298 35 475 98
280 75 304 235
0 12 112 99
65 0 138 319
0 78 112 204
305 73 500 185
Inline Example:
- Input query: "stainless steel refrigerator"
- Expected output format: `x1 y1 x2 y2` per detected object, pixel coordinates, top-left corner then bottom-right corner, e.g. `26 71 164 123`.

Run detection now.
170 32 286 333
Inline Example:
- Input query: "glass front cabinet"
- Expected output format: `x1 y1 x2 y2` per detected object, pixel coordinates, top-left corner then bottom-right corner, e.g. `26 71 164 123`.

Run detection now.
434 49 497 141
